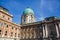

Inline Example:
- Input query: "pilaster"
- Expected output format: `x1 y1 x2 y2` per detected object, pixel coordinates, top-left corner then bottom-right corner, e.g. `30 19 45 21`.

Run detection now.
55 23 59 38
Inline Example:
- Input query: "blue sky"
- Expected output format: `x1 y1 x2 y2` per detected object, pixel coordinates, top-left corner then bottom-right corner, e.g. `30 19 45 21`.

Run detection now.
0 0 60 24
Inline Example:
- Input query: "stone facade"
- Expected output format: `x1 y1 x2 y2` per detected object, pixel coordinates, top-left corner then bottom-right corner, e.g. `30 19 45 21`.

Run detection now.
0 6 60 40
21 17 60 40
0 6 21 40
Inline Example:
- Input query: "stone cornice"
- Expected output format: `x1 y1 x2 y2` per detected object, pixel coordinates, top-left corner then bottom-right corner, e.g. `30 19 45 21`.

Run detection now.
21 19 60 27
0 10 13 18
0 18 21 27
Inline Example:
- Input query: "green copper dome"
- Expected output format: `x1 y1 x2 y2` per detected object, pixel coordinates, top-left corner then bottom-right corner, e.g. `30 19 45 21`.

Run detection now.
23 7 34 15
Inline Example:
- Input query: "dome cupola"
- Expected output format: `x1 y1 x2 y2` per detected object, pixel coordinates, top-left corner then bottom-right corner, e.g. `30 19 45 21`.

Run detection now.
23 7 34 15
21 7 35 24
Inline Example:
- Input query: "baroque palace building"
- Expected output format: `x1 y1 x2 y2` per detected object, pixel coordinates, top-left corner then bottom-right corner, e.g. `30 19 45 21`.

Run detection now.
0 6 21 40
0 6 60 40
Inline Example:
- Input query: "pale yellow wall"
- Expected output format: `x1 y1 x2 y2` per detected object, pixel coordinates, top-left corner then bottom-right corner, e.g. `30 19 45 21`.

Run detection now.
0 9 21 39
0 19 21 38
0 11 12 22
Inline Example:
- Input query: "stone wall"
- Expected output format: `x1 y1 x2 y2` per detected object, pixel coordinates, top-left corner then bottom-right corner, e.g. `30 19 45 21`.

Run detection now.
0 37 20 40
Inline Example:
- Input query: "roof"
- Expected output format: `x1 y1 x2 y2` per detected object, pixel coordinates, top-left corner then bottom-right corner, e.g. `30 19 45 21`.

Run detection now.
23 7 34 15
0 6 9 12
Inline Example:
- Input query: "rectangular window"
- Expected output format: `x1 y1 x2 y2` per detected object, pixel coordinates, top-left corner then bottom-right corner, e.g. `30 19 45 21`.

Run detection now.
2 15 5 18
11 32 13 36
5 31 7 36
6 25 8 28
12 27 13 29
8 18 10 20
0 30 1 35
15 28 17 30
15 33 16 37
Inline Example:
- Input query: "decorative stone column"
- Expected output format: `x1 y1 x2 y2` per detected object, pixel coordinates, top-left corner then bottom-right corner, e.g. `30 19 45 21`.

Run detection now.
23 29 25 39
13 28 15 38
34 29 36 38
59 23 60 28
30 28 32 39
55 24 59 38
38 28 40 38
21 29 23 39
43 25 45 38
45 24 48 38
26 28 29 39
17 29 18 38
25 29 27 39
